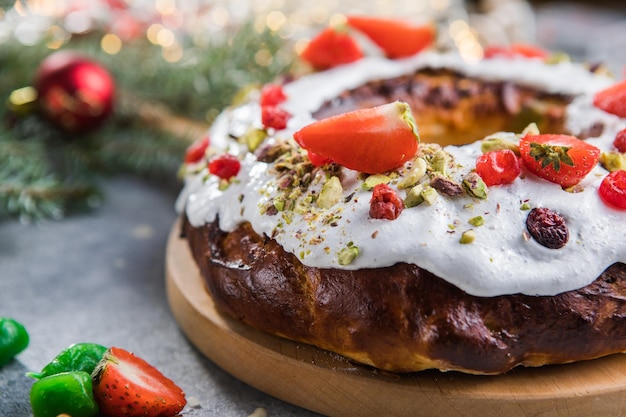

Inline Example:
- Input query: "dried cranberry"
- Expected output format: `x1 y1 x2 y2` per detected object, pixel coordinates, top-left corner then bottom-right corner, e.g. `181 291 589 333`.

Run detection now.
209 154 241 179
260 84 287 106
525 207 569 249
614 128 626 153
261 105 291 130
369 183 403 220
184 135 210 164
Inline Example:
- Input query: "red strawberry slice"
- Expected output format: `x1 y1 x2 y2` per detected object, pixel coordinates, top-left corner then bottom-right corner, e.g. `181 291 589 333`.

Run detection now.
519 134 600 188
293 101 419 174
300 26 363 70
593 80 626 118
346 15 434 59
92 347 186 417
484 43 549 60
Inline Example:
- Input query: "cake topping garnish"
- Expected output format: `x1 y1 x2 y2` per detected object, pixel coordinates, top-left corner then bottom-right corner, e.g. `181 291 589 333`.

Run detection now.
593 80 626 118
613 128 626 153
183 135 210 164
261 105 291 130
345 15 435 59
369 183 404 220
208 153 241 180
599 170 626 210
525 207 569 249
300 25 363 70
475 149 521 186
293 101 419 174
259 83 287 106
519 134 600 188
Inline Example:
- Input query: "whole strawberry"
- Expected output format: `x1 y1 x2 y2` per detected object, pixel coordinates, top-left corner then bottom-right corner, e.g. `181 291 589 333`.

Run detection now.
92 347 186 417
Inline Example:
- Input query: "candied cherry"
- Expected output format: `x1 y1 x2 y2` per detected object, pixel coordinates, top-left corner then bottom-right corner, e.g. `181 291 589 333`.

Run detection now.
614 128 626 153
184 135 210 164
475 149 521 186
599 170 626 210
209 154 241 179
369 183 404 220
260 84 287 106
262 105 291 130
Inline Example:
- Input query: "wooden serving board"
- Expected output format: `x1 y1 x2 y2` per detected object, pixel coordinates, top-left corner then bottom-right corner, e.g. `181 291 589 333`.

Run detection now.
165 221 626 417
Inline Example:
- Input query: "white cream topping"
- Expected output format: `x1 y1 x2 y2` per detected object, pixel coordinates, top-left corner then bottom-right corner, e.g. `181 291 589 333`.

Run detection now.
176 51 626 297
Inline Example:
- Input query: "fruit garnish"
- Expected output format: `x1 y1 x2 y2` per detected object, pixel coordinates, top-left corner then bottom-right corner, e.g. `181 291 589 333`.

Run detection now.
27 343 107 380
346 15 435 59
599 170 626 210
92 347 186 417
300 26 363 70
475 149 521 186
594 80 626 118
209 154 241 179
293 101 419 174
484 43 549 60
614 128 626 152
0 317 29 368
260 83 287 106
30 371 99 417
184 135 210 164
519 134 600 188
369 183 404 220
526 207 569 249
261 105 291 130
307 149 332 167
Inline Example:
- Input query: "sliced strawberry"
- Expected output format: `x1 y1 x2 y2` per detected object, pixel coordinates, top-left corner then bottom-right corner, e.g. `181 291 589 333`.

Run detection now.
599 170 626 209
593 80 626 118
346 15 434 59
484 43 549 60
614 128 626 153
92 347 186 417
307 150 333 167
519 134 600 188
293 101 419 174
300 26 363 70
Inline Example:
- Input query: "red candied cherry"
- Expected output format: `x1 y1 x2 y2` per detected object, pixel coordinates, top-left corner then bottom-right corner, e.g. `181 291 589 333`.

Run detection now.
184 135 210 164
209 154 241 179
369 183 404 220
475 149 521 186
261 105 291 130
260 84 287 107
599 170 626 209
614 128 626 153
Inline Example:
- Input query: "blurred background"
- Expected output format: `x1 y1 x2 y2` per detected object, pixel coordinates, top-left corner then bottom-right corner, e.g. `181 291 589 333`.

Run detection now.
1 0 626 222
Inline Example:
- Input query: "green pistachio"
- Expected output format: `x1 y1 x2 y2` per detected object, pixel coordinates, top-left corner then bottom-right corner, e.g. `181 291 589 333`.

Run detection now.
397 158 427 189
521 122 540 136
463 172 488 199
520 202 531 211
404 184 425 208
428 149 450 175
241 127 268 152
362 174 391 191
317 176 342 209
337 244 360 265
459 229 476 244
546 52 571 65
480 137 520 155
468 216 484 227
600 151 626 172
273 197 286 212
421 186 438 205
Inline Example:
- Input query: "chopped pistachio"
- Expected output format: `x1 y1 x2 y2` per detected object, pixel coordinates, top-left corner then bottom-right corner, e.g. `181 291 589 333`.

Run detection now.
397 158 427 189
460 229 476 244
428 149 450 174
521 122 540 136
468 216 484 227
520 202 531 211
546 52 571 65
362 174 391 191
421 186 438 205
241 128 268 152
404 184 424 208
463 172 488 199
600 151 626 172
317 176 343 209
273 197 285 212
218 178 230 191
337 245 360 265
480 137 520 155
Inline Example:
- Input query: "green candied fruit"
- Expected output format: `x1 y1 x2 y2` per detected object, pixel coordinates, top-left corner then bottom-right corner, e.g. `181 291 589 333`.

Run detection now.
26 343 107 380
317 176 343 209
459 229 476 244
0 317 29 368
337 244 360 265
600 151 626 172
404 184 425 208
362 174 391 191
30 371 99 417
397 158 427 189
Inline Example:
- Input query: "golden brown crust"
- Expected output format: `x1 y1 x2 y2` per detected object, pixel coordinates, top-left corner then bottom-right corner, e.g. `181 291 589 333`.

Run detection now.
182 217 626 375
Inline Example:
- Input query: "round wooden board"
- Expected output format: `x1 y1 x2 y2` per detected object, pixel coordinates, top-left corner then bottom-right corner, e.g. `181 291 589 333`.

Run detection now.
165 221 626 417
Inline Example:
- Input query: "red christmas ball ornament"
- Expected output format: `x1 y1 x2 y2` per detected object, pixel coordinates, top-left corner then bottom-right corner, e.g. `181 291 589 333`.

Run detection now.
35 51 115 133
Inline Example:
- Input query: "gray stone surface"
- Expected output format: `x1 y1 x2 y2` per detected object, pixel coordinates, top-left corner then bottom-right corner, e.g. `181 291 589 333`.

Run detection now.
0 176 320 417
